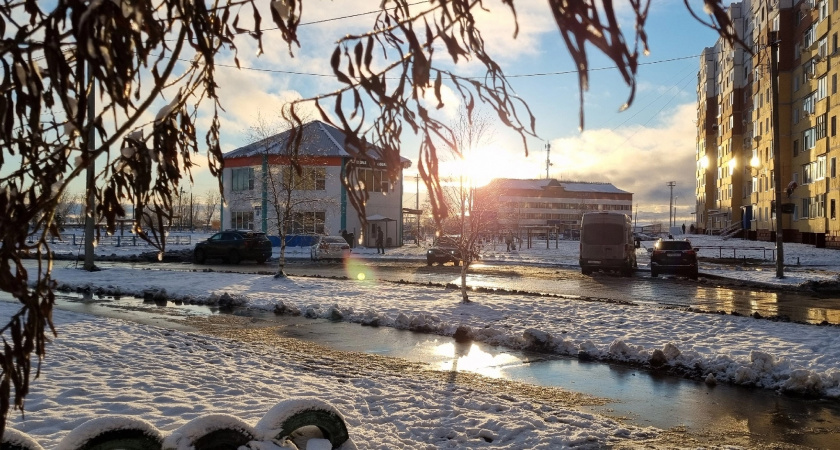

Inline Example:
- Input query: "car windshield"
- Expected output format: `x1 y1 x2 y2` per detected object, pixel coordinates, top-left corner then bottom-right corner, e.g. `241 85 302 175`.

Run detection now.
581 223 624 245
658 240 692 250
323 237 346 243
436 237 459 247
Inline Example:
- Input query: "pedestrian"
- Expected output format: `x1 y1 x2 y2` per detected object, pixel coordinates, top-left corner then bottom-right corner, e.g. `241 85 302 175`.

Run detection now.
376 225 385 254
682 223 686 234
505 233 512 252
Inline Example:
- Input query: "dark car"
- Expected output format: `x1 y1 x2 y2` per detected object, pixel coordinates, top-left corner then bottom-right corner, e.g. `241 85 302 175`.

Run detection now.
193 230 273 264
426 236 463 266
650 238 698 280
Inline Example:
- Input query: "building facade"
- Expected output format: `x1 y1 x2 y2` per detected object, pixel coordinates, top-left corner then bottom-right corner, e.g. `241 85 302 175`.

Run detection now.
696 0 840 248
481 178 633 234
221 120 410 247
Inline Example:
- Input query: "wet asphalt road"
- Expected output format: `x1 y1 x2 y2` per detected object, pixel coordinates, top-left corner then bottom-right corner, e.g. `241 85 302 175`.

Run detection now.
96 256 840 325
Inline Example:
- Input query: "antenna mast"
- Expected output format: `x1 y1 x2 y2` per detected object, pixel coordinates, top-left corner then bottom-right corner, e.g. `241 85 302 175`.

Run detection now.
545 142 551 179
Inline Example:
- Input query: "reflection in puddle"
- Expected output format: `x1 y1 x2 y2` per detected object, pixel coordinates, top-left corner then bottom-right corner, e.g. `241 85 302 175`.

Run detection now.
430 341 522 378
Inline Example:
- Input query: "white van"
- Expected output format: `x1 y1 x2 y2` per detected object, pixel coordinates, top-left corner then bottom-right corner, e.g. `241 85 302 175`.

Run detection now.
579 212 637 276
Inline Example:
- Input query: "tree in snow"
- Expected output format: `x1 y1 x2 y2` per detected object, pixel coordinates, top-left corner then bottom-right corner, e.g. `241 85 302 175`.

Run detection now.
0 0 742 434
241 112 337 278
439 109 498 303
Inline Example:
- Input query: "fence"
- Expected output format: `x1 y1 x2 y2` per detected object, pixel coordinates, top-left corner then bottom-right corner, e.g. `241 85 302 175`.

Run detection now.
694 246 776 261
47 234 192 247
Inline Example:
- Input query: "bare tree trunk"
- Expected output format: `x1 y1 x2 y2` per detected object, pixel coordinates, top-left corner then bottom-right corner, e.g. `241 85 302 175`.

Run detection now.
275 238 288 278
460 261 470 303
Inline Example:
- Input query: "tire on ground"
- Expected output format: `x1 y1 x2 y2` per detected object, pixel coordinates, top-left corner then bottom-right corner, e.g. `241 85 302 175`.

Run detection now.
256 398 349 449
57 416 163 450
2 428 45 450
162 415 255 450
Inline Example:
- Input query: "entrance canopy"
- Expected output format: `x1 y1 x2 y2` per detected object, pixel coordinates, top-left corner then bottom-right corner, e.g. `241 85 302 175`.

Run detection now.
366 214 396 222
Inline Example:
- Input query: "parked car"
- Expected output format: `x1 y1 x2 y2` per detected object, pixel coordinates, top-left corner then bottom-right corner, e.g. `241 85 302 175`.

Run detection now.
310 235 351 262
650 238 698 280
193 230 273 264
426 236 464 266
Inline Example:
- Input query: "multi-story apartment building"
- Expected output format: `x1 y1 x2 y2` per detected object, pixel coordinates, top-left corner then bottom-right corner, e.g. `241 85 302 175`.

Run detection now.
696 0 840 248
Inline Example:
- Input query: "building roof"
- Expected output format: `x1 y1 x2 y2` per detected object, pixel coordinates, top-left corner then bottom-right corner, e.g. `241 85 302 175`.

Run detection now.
487 178 630 194
224 120 410 165
560 182 630 194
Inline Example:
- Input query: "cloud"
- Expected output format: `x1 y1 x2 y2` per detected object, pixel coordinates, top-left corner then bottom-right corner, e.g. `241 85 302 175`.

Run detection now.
549 102 697 223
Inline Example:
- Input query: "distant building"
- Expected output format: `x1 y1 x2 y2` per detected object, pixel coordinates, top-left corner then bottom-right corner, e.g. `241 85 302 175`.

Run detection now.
221 120 411 247
480 178 633 234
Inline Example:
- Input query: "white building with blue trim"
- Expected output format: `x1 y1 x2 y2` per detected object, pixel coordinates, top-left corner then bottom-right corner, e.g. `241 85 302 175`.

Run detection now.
221 120 411 248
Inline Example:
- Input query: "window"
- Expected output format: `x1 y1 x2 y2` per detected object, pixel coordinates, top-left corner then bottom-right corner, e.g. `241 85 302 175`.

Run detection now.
804 90 818 114
819 76 828 100
834 74 838 94
804 24 817 49
833 116 837 137
357 168 390 193
832 157 837 177
802 197 812 219
819 194 826 217
231 210 254 229
832 199 837 219
817 114 828 140
287 211 326 234
804 128 817 150
818 155 827 180
793 139 799 157
232 167 255 192
282 166 326 191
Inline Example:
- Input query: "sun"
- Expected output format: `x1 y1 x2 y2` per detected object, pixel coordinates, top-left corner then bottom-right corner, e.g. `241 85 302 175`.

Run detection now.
461 146 509 187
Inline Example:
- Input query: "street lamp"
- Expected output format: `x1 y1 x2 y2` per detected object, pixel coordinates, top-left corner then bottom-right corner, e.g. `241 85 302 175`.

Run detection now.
667 181 676 228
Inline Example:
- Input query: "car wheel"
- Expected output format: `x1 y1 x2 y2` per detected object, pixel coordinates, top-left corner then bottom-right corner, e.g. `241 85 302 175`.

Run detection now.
581 267 592 276
689 269 699 280
228 250 240 265
426 259 433 266
256 257 266 264
194 249 206 264
651 268 658 277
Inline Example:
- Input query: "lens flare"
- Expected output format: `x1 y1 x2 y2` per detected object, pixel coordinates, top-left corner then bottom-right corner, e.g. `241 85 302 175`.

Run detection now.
345 255 376 283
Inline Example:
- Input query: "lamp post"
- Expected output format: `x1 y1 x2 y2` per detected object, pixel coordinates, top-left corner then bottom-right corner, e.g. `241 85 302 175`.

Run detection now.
667 181 676 228
770 32 784 278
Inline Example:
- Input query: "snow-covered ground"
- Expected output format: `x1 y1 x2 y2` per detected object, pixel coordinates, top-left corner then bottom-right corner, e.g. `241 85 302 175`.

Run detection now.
5 231 839 448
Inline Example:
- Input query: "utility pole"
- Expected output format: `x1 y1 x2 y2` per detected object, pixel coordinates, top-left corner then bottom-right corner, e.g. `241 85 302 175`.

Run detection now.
416 175 420 245
189 191 194 231
545 142 551 179
770 32 785 278
667 181 676 229
83 59 97 272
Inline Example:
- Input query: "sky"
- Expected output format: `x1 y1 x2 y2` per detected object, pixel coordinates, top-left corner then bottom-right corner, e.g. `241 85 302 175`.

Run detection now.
6 231 840 448
193 1 723 226
2 2 731 231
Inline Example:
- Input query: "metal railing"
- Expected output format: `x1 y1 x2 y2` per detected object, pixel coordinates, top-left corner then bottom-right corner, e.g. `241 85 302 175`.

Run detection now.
695 245 776 260
47 234 192 247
